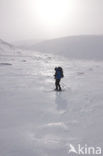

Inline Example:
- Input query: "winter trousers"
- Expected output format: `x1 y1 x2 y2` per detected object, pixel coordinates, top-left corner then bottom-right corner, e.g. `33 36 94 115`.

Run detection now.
55 79 61 91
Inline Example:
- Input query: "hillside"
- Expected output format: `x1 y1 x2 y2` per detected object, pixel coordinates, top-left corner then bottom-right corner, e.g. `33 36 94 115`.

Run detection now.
33 35 103 60
0 39 17 55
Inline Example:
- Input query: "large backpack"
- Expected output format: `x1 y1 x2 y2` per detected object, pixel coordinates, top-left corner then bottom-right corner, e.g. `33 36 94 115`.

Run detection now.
57 67 64 78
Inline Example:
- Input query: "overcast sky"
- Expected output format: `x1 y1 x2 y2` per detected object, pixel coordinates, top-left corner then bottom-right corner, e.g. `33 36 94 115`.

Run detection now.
0 0 103 42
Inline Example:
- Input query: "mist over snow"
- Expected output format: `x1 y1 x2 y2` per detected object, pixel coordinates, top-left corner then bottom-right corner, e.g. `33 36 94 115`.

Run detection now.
14 39 43 50
31 35 103 60
0 38 103 156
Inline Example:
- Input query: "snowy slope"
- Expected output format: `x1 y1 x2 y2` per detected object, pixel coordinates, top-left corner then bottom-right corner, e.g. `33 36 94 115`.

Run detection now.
0 44 103 156
0 39 16 55
33 35 103 60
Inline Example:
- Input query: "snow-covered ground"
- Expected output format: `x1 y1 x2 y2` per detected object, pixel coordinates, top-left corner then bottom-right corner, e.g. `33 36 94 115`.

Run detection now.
0 47 103 156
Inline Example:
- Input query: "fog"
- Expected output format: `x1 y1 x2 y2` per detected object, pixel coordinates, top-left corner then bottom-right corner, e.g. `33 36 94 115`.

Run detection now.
0 0 103 42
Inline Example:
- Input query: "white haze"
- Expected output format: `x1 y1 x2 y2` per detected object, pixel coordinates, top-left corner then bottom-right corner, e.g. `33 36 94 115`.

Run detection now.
0 0 103 42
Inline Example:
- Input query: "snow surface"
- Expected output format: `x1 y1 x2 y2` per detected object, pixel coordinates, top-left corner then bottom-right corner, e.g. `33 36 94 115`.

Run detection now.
0 40 103 156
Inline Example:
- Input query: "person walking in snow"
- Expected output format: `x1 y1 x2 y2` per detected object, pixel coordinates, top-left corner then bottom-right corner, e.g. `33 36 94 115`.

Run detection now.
54 67 64 91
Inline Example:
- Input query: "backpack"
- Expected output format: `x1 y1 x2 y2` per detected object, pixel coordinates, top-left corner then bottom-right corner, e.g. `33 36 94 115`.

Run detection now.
57 67 64 78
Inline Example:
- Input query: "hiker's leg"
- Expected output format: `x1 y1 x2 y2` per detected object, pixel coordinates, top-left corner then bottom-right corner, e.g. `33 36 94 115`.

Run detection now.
58 79 61 91
56 79 60 90
55 79 58 90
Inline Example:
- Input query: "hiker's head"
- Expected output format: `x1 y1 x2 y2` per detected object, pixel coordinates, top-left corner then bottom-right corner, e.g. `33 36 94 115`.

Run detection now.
58 67 62 71
55 67 58 71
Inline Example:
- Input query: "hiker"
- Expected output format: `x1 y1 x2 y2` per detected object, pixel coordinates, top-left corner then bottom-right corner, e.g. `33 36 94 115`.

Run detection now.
54 67 64 91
